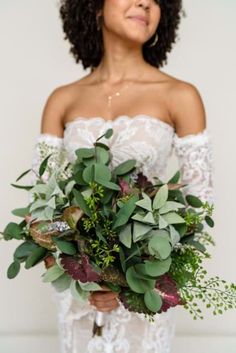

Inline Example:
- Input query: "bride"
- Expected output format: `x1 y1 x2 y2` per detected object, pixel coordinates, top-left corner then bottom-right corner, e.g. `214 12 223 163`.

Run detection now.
30 0 213 352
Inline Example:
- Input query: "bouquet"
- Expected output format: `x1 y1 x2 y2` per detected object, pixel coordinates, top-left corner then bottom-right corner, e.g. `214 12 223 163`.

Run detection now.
1 128 236 337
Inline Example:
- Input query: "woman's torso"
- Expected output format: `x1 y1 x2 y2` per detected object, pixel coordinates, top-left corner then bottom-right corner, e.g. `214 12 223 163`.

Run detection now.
59 69 180 182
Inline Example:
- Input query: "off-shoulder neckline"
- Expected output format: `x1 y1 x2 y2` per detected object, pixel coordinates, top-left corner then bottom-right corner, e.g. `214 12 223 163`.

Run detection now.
64 114 175 131
37 115 208 141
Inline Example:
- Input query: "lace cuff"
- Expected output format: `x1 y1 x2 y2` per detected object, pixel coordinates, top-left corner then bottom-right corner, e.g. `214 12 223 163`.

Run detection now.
172 128 214 204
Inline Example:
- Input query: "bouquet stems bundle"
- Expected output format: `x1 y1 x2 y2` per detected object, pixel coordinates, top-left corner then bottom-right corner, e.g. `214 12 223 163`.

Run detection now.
1 128 236 337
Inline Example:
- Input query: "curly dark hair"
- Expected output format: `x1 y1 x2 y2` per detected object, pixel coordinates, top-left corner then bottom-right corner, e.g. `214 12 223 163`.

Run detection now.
59 0 185 70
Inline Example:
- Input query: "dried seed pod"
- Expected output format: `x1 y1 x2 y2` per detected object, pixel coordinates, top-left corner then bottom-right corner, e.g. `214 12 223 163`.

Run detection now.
29 221 58 251
62 206 84 229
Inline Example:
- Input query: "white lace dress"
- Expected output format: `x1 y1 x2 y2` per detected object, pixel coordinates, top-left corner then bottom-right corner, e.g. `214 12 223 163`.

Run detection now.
30 115 214 353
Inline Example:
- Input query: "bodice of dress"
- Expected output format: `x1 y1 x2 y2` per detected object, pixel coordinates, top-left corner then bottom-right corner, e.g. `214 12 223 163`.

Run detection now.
29 114 214 353
30 114 214 203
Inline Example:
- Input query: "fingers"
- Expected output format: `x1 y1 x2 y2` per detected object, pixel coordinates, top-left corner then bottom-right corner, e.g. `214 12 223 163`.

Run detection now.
89 297 119 312
88 288 120 312
90 290 119 302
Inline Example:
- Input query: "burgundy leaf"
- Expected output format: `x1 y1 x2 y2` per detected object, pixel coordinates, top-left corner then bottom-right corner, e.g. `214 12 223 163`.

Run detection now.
136 172 153 189
60 254 101 283
118 177 132 195
155 273 184 312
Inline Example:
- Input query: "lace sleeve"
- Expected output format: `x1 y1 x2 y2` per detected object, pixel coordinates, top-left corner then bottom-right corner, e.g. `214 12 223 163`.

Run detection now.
172 128 214 204
29 133 71 203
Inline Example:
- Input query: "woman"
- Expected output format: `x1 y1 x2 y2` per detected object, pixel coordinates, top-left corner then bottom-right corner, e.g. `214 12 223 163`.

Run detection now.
30 0 213 352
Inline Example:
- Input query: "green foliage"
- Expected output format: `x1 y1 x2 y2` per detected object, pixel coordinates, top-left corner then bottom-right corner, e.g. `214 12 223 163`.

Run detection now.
7 260 21 279
126 265 156 293
3 126 236 322
39 154 53 177
2 222 22 240
42 263 65 282
144 289 162 312
153 184 168 210
89 239 119 269
25 247 47 269
113 159 136 176
186 194 203 208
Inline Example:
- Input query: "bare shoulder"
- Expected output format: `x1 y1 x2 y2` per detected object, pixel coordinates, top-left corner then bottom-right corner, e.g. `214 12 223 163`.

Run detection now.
40 84 70 137
40 76 88 137
168 77 206 137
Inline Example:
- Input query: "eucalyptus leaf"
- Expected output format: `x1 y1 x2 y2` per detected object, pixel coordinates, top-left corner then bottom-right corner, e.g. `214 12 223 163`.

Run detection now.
14 241 39 260
94 142 110 150
73 189 92 217
169 225 180 246
158 215 168 229
79 282 102 291
53 239 77 255
94 163 112 182
51 273 72 292
162 212 185 224
29 199 47 212
39 154 52 177
96 179 120 190
126 266 156 293
25 247 47 269
205 215 214 227
144 257 172 276
7 260 21 279
11 207 30 218
142 211 156 224
75 147 95 161
82 164 95 183
104 128 113 139
148 236 171 259
3 222 22 240
42 264 65 283
186 194 203 208
133 222 152 243
113 159 136 176
112 194 139 229
119 246 126 272
70 280 89 302
153 184 168 210
159 201 185 214
95 146 110 164
119 223 132 248
167 170 181 184
47 196 56 209
144 290 162 312
131 212 146 222
65 180 76 196
135 192 152 211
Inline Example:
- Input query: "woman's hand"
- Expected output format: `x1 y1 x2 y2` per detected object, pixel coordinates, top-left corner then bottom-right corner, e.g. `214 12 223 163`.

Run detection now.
88 284 120 312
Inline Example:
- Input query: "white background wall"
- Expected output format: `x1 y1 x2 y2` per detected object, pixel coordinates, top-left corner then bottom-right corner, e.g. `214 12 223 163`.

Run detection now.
0 1 235 352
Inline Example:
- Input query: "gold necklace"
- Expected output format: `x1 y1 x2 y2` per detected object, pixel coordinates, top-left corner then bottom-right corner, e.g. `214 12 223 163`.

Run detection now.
106 81 134 108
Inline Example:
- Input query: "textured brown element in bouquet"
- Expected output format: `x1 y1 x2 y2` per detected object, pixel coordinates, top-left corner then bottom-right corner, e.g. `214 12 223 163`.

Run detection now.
29 221 58 251
62 206 84 229
100 265 128 287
